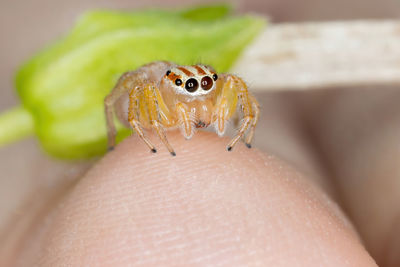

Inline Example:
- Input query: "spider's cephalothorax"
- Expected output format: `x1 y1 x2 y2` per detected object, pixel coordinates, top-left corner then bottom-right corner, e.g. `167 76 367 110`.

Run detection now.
163 64 218 97
105 61 260 156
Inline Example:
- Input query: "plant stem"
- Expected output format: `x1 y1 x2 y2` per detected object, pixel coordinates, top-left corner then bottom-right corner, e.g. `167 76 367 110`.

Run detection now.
0 106 34 146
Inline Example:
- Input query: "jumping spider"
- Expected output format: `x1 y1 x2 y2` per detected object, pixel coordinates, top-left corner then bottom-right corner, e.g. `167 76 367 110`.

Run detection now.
104 61 260 156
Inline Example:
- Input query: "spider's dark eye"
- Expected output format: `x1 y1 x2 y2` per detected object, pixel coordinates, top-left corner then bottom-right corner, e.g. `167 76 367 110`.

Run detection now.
175 79 183 86
212 73 218 81
201 76 213 90
166 70 171 76
185 78 199 92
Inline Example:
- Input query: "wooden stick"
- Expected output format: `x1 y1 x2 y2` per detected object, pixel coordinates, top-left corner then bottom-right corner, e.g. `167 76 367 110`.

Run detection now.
232 20 400 91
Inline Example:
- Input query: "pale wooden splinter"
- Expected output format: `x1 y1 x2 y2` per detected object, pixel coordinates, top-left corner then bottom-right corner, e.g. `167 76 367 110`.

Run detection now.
104 61 260 156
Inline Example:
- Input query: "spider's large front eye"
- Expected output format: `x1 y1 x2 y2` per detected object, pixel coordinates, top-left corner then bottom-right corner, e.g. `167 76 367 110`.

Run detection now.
201 76 213 90
185 78 199 92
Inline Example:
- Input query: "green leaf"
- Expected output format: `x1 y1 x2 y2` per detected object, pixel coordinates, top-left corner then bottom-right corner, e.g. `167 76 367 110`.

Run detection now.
8 5 265 159
179 4 232 21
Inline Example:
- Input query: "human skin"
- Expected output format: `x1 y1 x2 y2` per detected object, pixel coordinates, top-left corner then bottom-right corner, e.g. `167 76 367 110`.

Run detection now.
1 131 377 266
3 89 400 266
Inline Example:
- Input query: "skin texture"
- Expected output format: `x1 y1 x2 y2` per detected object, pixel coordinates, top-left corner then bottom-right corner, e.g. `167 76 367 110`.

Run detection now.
2 132 377 266
3 89 400 266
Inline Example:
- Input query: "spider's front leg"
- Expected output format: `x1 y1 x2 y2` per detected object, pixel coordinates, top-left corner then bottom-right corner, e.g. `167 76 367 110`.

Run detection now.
128 82 176 156
105 61 175 151
214 74 260 151
243 94 260 148
104 71 147 151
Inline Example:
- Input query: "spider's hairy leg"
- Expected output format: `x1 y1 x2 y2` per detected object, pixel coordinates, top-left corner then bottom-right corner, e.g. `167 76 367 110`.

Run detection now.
142 83 176 156
176 103 195 140
213 75 239 136
152 121 176 156
244 95 260 148
104 71 146 151
128 85 157 153
224 75 258 151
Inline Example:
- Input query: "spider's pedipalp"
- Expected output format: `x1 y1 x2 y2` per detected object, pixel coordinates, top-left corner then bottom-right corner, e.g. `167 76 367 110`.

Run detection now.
176 103 195 139
215 97 229 136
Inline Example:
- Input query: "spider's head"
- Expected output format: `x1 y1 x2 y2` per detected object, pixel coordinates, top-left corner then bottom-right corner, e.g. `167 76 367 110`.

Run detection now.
163 64 218 97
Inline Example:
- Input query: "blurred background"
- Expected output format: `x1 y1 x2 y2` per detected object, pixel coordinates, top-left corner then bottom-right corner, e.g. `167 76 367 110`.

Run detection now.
2 0 400 110
1 0 400 266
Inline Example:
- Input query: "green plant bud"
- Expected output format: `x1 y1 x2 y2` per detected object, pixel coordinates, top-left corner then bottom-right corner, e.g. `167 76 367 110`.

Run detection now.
0 4 265 159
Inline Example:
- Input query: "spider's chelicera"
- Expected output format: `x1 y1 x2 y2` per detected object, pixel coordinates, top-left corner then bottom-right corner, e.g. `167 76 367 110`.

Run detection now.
105 61 260 156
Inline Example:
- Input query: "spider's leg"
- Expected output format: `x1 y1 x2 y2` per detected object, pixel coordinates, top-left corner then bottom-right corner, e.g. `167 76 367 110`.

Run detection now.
223 75 258 151
142 83 176 156
176 103 195 140
244 94 260 148
227 117 253 151
129 121 158 153
128 84 158 153
153 121 176 156
104 71 146 151
213 75 239 136
104 96 118 151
